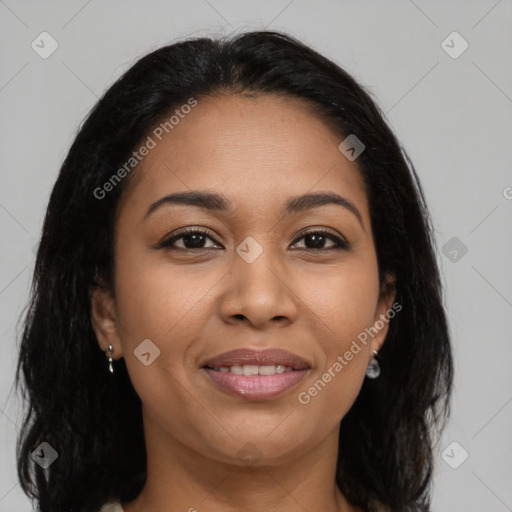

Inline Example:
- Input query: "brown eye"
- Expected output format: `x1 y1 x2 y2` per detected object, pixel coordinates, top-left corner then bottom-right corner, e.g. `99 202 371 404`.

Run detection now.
290 230 350 251
159 229 221 250
158 228 350 252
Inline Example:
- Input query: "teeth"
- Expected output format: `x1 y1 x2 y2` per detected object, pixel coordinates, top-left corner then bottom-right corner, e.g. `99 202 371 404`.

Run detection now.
242 365 259 376
215 364 295 375
259 365 277 375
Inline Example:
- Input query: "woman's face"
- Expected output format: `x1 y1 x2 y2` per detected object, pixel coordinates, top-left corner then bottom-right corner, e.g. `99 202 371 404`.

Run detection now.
91 93 395 466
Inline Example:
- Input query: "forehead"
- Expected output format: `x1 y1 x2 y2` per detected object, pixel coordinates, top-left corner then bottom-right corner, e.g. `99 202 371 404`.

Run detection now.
118 93 369 224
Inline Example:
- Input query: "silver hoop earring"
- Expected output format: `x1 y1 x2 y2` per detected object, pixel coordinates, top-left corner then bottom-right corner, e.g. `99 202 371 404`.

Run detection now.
105 344 114 374
366 349 380 379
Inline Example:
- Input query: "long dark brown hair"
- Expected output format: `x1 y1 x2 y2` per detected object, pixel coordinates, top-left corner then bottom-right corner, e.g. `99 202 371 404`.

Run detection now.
14 30 453 512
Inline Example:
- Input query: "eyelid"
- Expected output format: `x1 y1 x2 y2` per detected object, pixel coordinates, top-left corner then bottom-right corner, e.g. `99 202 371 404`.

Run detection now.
292 226 346 242
158 227 220 249
158 225 350 251
290 227 349 250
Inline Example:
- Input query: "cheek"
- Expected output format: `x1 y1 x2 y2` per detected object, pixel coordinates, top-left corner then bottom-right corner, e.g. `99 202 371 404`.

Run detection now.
302 255 379 347
112 254 213 431
113 247 224 397
114 245 218 339
295 258 378 413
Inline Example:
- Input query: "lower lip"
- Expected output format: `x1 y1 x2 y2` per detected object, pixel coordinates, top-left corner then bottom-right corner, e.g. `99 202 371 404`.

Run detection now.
202 368 309 400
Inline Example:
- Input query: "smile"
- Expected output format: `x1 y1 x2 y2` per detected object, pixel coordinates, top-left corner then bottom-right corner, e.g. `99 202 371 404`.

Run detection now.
208 364 295 375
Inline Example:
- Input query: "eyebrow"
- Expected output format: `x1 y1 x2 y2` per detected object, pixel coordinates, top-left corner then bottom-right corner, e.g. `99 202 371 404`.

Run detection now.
145 190 364 229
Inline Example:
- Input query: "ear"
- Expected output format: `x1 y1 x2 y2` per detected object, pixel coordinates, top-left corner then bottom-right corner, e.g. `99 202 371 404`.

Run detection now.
89 279 123 360
370 272 397 354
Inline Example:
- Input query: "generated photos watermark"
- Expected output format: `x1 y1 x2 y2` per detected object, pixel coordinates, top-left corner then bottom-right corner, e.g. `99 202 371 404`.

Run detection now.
297 301 402 405
93 97 198 200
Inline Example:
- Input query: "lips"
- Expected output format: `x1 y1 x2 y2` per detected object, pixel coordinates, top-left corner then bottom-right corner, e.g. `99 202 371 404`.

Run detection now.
202 348 311 371
203 368 309 400
200 347 311 400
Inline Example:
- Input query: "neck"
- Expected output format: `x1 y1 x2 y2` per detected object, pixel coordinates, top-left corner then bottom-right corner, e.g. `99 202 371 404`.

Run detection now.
122 411 363 512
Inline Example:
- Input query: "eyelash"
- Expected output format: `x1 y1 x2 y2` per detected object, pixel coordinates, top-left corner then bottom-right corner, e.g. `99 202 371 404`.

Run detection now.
159 227 350 252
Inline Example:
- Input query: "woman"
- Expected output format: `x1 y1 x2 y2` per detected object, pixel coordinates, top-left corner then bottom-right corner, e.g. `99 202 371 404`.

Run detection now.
15 30 453 512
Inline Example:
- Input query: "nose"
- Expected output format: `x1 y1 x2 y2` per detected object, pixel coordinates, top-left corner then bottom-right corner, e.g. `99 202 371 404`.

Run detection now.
218 243 298 329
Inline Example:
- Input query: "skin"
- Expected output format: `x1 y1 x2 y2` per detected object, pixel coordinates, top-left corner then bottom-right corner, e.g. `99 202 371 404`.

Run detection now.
90 93 396 512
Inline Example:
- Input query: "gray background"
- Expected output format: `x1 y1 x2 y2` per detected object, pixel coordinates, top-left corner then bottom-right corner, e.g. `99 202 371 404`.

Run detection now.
1 1 511 511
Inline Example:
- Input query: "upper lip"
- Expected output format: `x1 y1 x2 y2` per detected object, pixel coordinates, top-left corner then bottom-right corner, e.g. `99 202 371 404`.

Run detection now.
202 348 310 370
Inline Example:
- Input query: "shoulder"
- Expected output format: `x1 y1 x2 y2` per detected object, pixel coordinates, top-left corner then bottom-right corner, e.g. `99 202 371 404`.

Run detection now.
99 501 124 512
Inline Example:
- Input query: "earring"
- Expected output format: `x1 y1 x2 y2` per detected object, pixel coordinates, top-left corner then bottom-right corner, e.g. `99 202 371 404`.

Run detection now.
105 344 114 374
366 349 380 379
